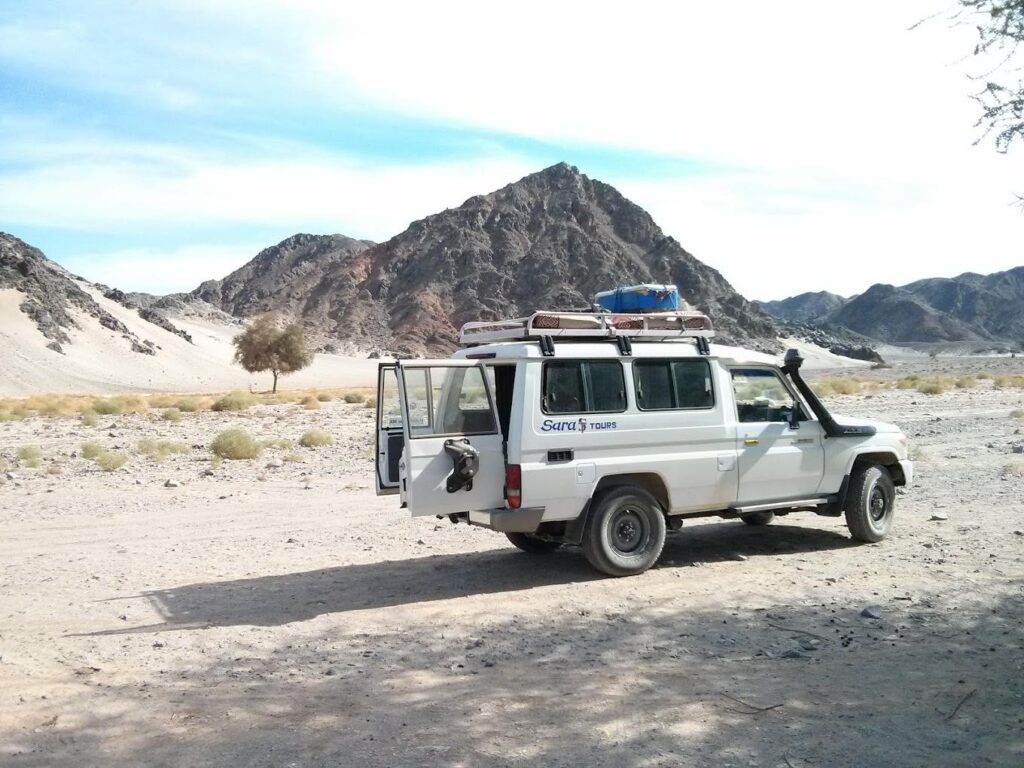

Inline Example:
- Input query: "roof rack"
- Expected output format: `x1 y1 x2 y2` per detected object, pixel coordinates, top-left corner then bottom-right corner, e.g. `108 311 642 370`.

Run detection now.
459 310 715 346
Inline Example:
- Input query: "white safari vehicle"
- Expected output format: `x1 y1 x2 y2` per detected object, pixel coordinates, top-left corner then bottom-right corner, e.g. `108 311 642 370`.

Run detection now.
375 308 912 576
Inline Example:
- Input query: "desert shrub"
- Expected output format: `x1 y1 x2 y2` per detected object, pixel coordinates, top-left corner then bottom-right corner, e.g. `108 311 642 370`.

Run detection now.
16 445 42 468
262 438 294 450
137 439 188 461
343 392 366 404
976 371 993 380
80 409 99 426
917 378 950 395
91 397 123 415
95 451 128 471
283 451 305 463
1010 409 1024 419
1001 461 1024 478
993 375 1024 389
175 397 202 413
300 395 321 410
211 428 262 460
80 442 104 459
212 390 259 412
895 375 920 390
317 393 332 402
955 376 977 389
364 396 377 409
299 429 333 448
147 394 179 408
161 408 182 422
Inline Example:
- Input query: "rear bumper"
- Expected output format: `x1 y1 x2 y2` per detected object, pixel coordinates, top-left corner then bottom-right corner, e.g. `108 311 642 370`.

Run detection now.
468 507 545 533
898 459 914 487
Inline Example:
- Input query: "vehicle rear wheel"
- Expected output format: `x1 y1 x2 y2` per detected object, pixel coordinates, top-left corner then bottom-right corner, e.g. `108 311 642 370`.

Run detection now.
740 511 775 526
505 532 561 553
844 463 895 543
582 485 666 577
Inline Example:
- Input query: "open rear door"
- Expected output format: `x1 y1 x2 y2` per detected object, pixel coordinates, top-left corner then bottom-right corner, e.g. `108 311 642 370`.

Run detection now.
396 360 506 517
375 363 403 495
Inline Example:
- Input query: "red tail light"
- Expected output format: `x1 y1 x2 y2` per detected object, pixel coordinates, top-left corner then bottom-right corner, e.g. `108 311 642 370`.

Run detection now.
505 464 522 509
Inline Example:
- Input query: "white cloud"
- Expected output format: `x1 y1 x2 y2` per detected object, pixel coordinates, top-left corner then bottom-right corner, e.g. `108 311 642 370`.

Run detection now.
1 1 1022 300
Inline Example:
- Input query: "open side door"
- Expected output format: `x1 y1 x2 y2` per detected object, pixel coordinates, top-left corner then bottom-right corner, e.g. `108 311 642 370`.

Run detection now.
396 360 506 517
375 363 402 495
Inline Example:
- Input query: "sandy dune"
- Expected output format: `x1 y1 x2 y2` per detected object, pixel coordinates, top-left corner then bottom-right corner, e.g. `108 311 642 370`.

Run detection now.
0 287 380 396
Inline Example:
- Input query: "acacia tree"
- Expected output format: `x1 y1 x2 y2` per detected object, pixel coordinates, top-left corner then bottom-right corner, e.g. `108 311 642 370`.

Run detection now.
232 314 312 393
958 1 1024 151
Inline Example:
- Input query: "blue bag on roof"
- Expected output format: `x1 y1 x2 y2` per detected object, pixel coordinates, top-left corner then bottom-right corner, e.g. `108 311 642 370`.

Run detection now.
594 284 680 313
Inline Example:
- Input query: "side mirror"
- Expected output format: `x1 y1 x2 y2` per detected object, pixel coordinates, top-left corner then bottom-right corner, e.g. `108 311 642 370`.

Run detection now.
444 439 479 493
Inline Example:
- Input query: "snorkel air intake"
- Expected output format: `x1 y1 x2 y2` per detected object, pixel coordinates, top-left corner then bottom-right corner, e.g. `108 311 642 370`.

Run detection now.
782 349 876 438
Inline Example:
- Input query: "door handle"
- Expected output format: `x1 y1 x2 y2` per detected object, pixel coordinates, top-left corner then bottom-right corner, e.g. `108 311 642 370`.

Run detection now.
743 438 759 446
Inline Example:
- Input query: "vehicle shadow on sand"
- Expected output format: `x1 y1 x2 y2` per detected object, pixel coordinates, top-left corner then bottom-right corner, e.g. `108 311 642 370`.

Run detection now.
85 522 856 633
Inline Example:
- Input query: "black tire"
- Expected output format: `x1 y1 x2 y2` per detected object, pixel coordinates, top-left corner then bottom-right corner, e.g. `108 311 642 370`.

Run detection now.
582 485 666 577
505 532 561 553
844 464 896 543
740 511 775 526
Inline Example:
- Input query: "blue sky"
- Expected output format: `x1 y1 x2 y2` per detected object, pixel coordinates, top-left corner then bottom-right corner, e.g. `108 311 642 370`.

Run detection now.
1 0 1021 299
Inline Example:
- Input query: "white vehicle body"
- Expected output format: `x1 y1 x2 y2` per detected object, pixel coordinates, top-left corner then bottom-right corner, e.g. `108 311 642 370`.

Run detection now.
375 313 912 575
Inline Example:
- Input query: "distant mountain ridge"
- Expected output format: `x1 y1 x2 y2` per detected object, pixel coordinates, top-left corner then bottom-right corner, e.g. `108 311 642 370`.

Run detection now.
759 267 1024 345
191 163 781 355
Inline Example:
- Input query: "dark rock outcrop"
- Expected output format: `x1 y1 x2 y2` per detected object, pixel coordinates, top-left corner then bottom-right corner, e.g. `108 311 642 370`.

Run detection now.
196 164 780 355
758 291 847 324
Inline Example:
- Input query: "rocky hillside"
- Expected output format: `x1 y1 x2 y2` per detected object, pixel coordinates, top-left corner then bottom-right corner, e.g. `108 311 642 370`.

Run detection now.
0 232 148 354
196 164 780 355
757 291 847 324
761 268 1024 345
193 233 375 319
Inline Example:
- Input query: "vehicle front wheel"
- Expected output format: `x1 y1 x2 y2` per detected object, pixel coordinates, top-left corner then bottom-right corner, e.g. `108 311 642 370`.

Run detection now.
740 511 774 526
505 532 561 553
844 464 895 543
582 485 666 577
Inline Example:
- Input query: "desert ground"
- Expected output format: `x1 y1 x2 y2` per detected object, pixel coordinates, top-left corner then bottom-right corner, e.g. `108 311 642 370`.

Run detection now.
1 358 1023 767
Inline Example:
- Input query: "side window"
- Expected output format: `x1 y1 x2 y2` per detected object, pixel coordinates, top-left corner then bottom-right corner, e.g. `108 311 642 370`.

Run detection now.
634 359 714 410
543 361 626 414
379 367 403 429
731 368 797 423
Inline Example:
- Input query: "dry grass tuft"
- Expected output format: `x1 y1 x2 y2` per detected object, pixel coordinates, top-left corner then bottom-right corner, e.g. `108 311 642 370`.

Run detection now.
212 390 259 412
175 397 203 413
1001 461 1024 478
955 376 977 389
917 378 951 395
95 451 128 471
1010 409 1024 419
80 442 104 459
137 439 188 461
994 375 1024 389
316 393 332 402
161 407 182 422
211 428 262 460
343 392 366 404
300 395 321 410
16 445 42 468
262 438 294 450
283 451 305 463
80 410 99 427
364 396 377 409
299 429 333 448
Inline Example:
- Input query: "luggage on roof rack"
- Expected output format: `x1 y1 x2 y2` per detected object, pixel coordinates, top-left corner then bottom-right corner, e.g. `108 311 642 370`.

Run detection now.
595 284 680 313
459 309 714 346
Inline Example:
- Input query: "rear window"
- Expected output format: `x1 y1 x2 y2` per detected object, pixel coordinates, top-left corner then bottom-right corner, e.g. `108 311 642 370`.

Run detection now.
402 365 497 437
542 361 626 414
634 359 714 410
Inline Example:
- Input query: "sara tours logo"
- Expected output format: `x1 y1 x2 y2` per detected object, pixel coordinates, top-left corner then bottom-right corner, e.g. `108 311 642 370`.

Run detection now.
540 417 617 433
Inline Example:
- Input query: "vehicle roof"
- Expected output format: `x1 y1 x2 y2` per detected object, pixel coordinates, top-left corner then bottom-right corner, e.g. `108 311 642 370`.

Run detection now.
451 340 779 366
